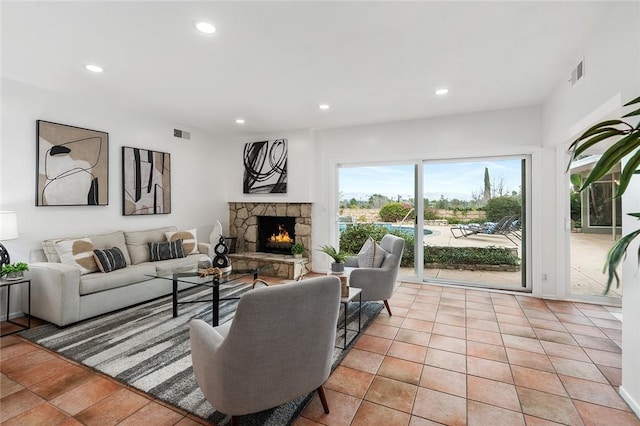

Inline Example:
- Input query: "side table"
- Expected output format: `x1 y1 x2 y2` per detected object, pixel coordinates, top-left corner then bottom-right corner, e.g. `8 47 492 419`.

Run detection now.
338 287 362 349
0 276 31 337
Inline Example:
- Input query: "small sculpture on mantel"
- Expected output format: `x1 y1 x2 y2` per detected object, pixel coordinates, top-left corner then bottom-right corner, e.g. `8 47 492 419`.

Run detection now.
210 220 232 274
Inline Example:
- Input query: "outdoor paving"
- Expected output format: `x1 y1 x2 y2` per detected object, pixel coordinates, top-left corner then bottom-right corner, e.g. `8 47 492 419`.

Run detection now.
397 225 621 299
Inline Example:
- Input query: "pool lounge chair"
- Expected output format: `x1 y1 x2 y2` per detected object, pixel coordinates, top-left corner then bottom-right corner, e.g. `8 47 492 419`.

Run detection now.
450 215 520 245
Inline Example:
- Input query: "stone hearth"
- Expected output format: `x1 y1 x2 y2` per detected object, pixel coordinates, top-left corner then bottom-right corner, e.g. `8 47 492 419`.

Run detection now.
228 202 312 279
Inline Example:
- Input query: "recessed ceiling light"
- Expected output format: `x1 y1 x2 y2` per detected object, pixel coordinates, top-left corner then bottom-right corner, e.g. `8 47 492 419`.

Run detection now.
235 119 246 124
85 64 103 73
194 22 216 34
435 88 449 95
318 104 330 110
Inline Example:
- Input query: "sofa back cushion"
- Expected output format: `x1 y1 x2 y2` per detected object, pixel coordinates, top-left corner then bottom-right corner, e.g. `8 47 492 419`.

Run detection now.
125 226 177 265
42 231 131 265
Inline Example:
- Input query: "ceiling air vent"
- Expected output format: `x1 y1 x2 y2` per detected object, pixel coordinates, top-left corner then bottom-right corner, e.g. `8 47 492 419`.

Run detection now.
570 59 585 86
173 128 191 140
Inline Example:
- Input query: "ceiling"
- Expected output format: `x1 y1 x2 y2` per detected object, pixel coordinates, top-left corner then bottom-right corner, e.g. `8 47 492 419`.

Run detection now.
1 1 614 137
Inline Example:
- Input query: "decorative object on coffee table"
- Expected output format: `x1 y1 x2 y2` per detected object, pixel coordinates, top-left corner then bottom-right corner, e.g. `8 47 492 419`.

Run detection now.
213 235 232 273
209 220 223 257
36 120 109 206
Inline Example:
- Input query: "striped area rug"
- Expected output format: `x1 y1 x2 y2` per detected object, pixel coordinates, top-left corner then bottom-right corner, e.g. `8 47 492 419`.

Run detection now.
20 282 382 425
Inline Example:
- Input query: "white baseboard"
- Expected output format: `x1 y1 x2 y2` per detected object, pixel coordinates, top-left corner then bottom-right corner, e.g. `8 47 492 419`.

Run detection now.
619 386 640 418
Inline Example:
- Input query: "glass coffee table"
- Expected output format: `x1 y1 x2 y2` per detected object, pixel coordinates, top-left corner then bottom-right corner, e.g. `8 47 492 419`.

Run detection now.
148 267 258 326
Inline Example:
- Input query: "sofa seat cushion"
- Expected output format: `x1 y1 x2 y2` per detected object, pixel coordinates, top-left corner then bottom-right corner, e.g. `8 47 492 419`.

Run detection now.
79 263 156 296
152 254 200 276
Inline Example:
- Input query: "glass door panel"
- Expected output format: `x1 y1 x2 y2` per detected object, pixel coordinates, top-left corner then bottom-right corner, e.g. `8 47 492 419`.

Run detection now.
422 158 528 291
338 164 418 280
569 158 623 300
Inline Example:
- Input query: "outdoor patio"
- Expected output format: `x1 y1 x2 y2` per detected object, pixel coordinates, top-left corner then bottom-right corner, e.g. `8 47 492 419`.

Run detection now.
398 224 622 299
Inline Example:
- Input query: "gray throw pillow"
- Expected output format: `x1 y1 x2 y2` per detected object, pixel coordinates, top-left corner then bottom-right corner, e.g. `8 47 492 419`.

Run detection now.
93 247 127 273
149 239 186 261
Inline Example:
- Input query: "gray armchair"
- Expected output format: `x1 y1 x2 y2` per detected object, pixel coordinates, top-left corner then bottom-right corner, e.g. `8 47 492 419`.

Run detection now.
189 276 341 425
345 234 405 316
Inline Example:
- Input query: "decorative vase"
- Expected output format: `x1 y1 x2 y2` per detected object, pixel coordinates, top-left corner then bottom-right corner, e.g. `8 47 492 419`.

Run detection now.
331 262 344 273
294 253 302 259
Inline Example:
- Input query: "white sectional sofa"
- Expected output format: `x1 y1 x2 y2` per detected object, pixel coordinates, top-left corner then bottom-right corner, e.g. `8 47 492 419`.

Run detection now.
24 226 210 327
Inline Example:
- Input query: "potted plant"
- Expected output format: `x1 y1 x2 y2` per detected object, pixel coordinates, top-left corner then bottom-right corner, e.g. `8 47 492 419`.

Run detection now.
291 243 305 258
1 262 29 280
318 244 348 273
567 95 640 294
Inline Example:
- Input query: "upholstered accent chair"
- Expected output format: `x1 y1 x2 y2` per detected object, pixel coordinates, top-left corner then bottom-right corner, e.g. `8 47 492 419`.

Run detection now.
345 234 405 316
189 276 341 425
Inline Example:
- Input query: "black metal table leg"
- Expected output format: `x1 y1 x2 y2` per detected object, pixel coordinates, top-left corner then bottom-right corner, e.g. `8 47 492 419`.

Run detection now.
212 276 220 327
27 280 31 329
172 276 178 317
6 284 10 323
344 300 348 349
358 292 361 333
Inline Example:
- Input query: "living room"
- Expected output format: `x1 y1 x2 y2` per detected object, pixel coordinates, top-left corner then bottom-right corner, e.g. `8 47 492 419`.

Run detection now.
1 1 639 425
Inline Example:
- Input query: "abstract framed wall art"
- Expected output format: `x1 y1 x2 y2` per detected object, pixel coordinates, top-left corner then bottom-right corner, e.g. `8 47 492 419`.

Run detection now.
243 138 287 194
122 147 171 216
36 120 109 206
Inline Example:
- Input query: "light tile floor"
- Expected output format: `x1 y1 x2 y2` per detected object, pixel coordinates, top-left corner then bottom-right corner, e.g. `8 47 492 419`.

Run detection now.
1 280 639 425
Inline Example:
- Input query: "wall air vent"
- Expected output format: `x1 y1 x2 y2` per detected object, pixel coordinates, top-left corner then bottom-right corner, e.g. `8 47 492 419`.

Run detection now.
173 129 191 140
570 58 585 86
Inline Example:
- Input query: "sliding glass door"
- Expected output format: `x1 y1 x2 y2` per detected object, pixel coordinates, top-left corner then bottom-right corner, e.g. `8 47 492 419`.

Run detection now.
338 156 530 291
422 157 528 291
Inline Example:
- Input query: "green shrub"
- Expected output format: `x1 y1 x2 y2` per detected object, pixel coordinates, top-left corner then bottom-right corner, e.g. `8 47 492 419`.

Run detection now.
379 202 413 222
484 196 521 222
339 223 415 266
339 224 518 269
424 246 519 266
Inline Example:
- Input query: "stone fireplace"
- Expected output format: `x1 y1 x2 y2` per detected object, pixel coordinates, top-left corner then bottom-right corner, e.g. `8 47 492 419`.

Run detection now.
228 202 312 279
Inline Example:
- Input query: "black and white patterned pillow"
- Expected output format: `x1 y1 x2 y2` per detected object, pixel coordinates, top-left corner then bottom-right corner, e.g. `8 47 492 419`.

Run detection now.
93 247 127 273
149 239 186 262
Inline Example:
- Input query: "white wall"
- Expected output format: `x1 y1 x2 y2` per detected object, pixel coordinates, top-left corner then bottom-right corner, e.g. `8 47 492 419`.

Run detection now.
540 2 640 415
312 106 543 273
0 78 230 318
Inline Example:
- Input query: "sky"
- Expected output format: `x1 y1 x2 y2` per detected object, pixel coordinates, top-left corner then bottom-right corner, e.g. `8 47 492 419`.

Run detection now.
339 159 522 202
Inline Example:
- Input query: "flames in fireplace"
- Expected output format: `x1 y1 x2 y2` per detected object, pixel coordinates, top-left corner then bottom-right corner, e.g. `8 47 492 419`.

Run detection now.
258 216 296 254
269 224 293 243
266 224 294 251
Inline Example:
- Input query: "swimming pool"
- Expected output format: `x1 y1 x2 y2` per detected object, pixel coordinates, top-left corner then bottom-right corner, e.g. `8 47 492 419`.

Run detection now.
339 223 432 236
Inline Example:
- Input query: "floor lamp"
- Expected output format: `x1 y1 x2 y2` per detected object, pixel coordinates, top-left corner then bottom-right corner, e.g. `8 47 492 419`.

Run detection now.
0 211 18 268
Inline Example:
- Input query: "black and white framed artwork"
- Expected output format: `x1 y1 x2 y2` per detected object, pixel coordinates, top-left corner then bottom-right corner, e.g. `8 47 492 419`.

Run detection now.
36 120 109 206
243 139 287 194
122 146 171 215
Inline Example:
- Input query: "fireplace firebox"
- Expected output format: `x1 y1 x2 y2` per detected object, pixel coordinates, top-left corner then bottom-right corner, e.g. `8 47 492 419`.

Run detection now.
257 216 296 254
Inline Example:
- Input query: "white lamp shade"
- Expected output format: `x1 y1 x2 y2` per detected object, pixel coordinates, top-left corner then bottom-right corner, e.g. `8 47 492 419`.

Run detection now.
0 211 18 240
